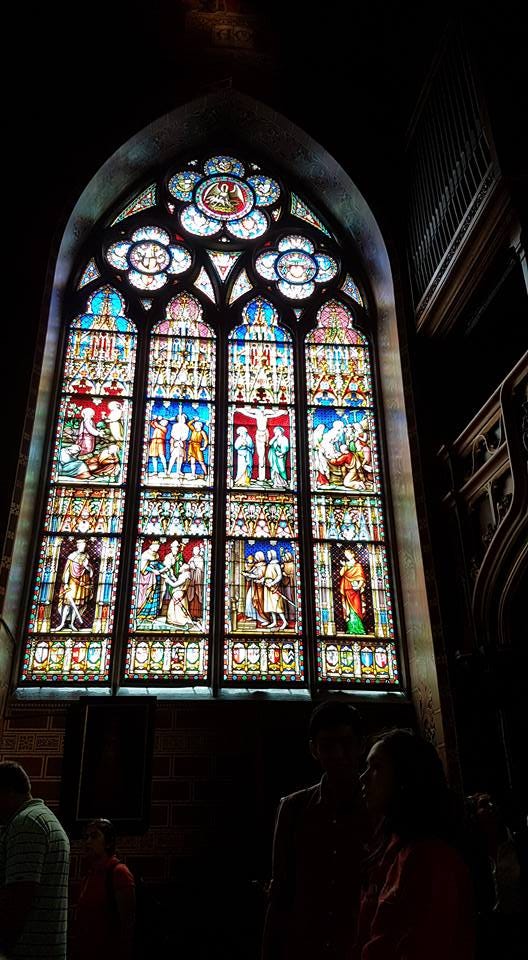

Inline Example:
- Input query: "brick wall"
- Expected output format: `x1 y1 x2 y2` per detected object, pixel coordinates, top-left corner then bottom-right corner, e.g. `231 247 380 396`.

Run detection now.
1 696 414 957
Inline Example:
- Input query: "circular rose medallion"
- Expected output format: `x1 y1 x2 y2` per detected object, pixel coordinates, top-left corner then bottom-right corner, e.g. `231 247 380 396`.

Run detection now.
168 170 202 200
129 241 171 274
195 175 254 221
106 241 130 271
205 156 245 177
276 250 317 284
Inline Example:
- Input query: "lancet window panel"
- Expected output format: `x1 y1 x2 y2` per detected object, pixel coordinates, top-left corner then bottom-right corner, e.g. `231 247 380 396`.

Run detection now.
21 287 137 683
125 293 215 682
224 296 303 684
306 300 399 686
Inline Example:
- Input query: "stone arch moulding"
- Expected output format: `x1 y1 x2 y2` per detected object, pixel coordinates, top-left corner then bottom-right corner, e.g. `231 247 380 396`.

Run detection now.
0 89 449 755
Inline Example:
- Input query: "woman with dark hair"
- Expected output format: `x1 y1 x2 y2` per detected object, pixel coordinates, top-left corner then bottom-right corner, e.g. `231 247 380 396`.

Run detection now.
355 729 475 960
71 818 135 960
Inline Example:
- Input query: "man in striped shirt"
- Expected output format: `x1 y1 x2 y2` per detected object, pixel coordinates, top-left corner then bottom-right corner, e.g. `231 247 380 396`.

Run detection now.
0 761 70 959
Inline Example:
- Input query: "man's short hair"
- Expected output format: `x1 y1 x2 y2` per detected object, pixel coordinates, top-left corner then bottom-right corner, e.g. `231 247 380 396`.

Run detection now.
0 761 32 795
309 700 362 741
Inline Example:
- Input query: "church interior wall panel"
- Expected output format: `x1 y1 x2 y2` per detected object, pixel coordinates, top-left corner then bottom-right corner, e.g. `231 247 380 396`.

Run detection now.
0 697 416 895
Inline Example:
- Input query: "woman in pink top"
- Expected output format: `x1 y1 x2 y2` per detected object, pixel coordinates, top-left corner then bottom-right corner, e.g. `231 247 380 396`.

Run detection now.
355 729 476 960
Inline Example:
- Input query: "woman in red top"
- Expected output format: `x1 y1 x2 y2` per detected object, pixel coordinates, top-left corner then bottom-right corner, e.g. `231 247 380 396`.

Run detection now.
356 729 476 960
72 818 135 960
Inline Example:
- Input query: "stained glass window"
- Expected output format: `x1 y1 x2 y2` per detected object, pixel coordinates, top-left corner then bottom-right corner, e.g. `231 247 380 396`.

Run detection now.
306 300 398 684
225 297 303 683
78 258 100 289
21 287 137 682
290 193 331 236
111 184 158 225
125 293 215 682
20 151 401 691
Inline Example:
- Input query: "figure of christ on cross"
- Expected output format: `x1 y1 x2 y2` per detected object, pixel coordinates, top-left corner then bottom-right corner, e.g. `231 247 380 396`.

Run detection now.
239 407 281 482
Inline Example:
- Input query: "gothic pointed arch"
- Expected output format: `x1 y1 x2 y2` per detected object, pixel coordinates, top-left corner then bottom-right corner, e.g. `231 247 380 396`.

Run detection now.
0 93 451 753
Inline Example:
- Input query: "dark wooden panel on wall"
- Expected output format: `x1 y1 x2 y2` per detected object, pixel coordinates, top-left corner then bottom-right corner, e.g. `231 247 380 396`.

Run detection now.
61 696 156 832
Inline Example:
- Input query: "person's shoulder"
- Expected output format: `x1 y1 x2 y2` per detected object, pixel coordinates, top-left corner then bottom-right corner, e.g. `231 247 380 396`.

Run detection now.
110 858 135 888
32 800 67 829
5 801 62 850
279 782 320 809
399 836 469 878
10 800 51 829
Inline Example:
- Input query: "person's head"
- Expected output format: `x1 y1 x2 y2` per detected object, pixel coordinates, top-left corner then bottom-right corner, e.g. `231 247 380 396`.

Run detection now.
465 791 505 842
361 729 450 838
0 761 32 823
75 539 87 551
83 818 116 860
107 401 122 419
309 700 363 784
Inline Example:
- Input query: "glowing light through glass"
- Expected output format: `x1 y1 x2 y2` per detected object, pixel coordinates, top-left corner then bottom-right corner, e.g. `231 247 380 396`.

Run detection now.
21 286 137 683
124 292 216 682
305 299 399 686
225 297 304 683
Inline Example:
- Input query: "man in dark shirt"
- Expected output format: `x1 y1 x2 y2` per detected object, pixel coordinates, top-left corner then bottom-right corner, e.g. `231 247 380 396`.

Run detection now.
262 700 368 960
